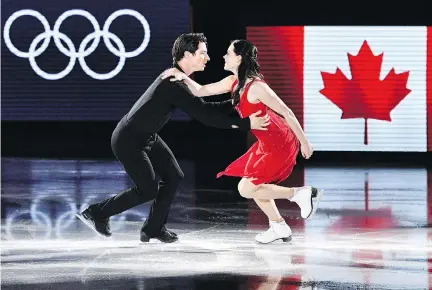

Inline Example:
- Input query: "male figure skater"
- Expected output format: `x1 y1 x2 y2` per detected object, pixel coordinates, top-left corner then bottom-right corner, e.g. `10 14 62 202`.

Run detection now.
76 33 270 243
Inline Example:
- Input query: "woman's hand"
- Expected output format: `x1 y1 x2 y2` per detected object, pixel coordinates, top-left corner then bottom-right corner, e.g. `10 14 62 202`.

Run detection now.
300 140 314 159
161 68 185 81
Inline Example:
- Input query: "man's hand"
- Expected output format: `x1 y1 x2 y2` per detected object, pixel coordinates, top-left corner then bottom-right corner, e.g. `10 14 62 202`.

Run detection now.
249 110 270 130
300 140 314 159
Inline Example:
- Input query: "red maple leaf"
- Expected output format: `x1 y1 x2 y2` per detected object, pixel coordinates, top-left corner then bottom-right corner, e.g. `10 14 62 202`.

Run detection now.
319 40 411 145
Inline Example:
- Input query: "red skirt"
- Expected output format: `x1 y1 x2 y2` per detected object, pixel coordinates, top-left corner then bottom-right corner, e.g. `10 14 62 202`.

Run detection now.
217 111 300 185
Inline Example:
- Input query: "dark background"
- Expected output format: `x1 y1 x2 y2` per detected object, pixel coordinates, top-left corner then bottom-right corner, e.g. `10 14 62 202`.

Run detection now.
2 1 430 181
1 0 191 121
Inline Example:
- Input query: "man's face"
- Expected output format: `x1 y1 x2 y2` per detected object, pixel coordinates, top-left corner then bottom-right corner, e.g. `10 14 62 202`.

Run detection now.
186 42 210 72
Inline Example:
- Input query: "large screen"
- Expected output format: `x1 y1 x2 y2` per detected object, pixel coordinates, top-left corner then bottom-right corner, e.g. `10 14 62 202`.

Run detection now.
1 0 191 121
247 26 432 152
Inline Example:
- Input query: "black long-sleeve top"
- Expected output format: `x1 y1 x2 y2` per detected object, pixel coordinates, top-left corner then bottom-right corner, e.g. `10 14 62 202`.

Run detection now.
125 72 248 133
205 99 234 115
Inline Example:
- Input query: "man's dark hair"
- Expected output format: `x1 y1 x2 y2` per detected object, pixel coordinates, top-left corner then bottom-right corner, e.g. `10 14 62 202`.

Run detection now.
172 33 208 65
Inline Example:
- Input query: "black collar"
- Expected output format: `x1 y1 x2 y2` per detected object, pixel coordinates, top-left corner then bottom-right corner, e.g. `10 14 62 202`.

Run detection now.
174 63 185 73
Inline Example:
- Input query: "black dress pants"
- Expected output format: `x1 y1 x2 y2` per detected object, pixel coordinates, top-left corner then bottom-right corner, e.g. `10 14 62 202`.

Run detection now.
89 117 184 236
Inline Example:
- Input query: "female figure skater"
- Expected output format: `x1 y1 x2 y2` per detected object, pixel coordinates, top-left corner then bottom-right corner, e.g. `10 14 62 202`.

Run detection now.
162 39 323 244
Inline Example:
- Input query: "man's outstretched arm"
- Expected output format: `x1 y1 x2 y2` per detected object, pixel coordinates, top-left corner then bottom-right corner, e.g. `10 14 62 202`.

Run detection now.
202 99 234 115
166 81 268 131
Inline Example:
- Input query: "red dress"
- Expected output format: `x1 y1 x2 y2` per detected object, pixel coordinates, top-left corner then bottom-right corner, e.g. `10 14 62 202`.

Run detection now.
216 79 300 185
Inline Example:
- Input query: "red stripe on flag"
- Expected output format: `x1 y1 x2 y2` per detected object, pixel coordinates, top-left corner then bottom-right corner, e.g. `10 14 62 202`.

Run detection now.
428 27 432 151
247 26 304 127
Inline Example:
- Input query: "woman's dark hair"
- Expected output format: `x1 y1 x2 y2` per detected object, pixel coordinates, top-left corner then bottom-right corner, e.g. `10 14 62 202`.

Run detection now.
172 33 208 65
231 39 264 106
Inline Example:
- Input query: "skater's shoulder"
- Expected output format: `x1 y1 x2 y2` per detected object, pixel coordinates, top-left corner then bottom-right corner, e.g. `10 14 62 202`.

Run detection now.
162 78 190 93
155 74 184 89
150 72 192 98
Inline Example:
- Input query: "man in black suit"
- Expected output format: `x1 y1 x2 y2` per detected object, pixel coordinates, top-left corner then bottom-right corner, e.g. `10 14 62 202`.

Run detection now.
76 33 270 243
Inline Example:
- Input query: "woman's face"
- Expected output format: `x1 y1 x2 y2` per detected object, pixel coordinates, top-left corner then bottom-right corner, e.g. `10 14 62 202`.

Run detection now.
223 44 241 72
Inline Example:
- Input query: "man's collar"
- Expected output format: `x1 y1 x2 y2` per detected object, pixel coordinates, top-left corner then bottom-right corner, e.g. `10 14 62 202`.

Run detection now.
174 63 185 73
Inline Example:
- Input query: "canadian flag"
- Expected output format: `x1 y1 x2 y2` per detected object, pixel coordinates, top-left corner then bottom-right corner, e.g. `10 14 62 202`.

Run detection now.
247 26 431 152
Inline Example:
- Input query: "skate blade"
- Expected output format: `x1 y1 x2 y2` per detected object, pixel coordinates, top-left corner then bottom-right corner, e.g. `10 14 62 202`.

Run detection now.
306 189 324 220
75 213 109 237
255 236 292 244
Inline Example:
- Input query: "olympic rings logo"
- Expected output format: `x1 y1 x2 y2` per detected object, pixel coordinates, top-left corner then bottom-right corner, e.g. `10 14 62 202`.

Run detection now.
4 194 148 240
3 9 151 80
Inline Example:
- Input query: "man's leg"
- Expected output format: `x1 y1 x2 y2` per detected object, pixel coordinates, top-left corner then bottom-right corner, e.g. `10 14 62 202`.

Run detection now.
79 145 159 236
140 134 184 237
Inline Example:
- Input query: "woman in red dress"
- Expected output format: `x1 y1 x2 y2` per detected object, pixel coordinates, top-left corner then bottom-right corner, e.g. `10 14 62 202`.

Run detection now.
162 39 323 244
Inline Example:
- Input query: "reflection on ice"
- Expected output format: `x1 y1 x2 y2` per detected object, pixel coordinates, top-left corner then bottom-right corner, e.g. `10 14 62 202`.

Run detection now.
1 223 431 290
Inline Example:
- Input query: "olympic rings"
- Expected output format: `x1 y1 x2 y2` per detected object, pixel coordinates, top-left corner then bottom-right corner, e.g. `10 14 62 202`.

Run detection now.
3 9 151 80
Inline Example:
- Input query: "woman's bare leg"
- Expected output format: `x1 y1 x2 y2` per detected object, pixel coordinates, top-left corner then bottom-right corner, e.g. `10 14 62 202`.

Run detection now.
239 178 323 219
253 198 283 222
